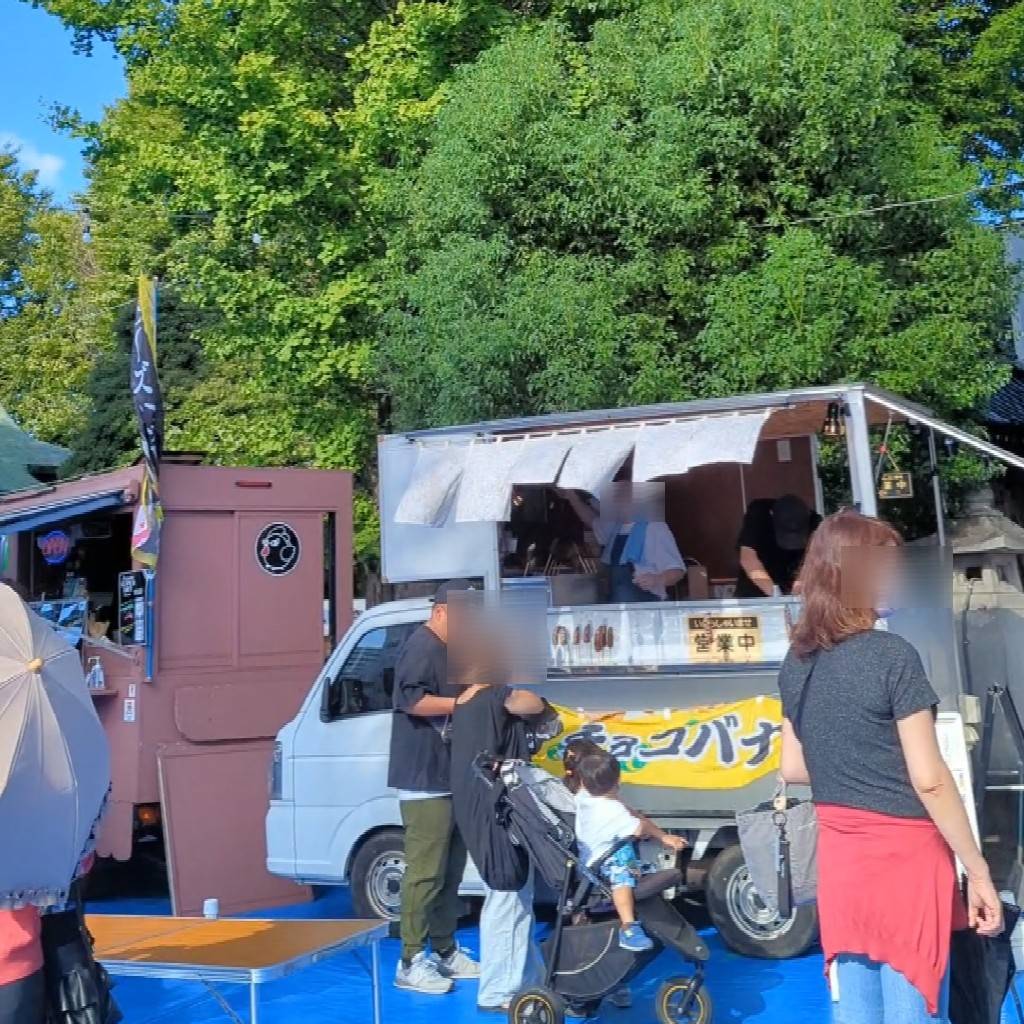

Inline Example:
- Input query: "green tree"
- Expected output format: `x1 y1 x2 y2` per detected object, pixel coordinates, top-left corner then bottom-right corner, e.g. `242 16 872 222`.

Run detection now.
64 290 212 474
378 0 1018 429
0 151 100 444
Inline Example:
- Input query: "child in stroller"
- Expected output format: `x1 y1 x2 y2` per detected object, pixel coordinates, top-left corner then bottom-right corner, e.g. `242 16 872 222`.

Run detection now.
574 750 688 952
473 752 711 1024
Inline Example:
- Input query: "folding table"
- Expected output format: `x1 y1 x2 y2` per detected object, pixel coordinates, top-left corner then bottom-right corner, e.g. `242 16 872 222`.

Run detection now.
88 915 387 1024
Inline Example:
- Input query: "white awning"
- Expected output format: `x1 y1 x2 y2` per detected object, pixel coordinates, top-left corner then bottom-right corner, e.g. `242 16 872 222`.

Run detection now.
394 445 467 526
556 428 639 493
455 435 575 522
633 410 769 481
510 435 572 484
455 440 524 523
395 410 773 524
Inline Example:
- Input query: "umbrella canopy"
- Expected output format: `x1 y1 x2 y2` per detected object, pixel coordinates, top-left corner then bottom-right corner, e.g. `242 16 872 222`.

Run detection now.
0 584 110 908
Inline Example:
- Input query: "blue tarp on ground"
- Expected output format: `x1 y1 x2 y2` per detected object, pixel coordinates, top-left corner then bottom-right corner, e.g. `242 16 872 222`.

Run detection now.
92 889 1022 1023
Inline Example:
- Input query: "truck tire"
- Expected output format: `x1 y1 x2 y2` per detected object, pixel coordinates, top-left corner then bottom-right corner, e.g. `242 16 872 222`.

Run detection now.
705 844 818 959
350 829 406 922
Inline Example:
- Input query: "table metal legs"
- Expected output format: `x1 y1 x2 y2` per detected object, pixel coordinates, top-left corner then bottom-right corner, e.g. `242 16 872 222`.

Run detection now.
371 940 382 1024
250 978 259 1024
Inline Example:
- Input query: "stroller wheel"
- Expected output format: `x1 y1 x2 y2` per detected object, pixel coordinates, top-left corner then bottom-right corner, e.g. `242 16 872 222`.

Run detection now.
508 987 566 1024
656 977 712 1024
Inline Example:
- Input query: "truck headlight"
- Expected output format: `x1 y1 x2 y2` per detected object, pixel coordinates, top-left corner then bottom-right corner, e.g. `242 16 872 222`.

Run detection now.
269 741 283 800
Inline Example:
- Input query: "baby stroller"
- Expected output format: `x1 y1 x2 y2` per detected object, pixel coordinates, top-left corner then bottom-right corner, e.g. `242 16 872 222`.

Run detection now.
473 754 712 1024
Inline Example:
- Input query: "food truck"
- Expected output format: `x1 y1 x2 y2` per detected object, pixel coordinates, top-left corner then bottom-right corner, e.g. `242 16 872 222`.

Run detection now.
0 459 352 916
267 383 1024 957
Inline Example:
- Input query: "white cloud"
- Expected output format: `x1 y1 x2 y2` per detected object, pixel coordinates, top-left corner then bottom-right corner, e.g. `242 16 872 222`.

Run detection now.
0 132 65 191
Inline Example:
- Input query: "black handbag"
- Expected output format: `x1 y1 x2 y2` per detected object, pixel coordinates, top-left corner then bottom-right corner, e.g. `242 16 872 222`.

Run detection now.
41 885 122 1024
949 901 1021 1024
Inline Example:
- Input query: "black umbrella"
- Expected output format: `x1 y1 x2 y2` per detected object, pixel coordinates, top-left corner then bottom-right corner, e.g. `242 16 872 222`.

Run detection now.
950 902 1021 1024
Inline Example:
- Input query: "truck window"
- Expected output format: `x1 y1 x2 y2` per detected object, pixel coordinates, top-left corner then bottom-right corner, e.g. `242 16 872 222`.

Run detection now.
320 622 418 722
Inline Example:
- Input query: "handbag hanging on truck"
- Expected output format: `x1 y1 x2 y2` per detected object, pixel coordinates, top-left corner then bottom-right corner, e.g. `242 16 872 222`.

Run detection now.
737 656 820 917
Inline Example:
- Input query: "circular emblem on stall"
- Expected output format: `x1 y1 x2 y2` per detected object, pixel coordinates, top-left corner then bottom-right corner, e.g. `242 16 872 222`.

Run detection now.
255 523 301 576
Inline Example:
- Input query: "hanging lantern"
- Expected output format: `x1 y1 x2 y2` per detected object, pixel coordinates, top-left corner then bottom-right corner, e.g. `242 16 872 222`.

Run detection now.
822 402 845 438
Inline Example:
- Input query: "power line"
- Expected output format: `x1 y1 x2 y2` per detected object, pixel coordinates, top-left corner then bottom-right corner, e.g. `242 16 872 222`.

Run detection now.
753 178 1023 229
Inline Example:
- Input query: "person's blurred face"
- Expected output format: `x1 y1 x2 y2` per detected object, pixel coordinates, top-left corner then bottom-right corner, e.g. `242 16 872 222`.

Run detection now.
429 602 449 642
839 544 901 613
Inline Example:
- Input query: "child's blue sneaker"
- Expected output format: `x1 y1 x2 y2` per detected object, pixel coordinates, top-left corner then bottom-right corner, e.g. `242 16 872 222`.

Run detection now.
618 923 654 952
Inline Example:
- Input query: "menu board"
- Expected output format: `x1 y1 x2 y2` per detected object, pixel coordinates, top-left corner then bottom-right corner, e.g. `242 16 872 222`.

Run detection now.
118 571 148 645
547 600 794 671
936 712 980 846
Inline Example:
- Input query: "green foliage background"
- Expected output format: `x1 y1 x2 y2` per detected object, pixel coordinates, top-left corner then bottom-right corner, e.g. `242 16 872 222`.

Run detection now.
0 0 1022 556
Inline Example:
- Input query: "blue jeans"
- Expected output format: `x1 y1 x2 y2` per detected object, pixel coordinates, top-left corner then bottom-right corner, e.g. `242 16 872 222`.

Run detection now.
833 955 950 1024
478 872 544 1008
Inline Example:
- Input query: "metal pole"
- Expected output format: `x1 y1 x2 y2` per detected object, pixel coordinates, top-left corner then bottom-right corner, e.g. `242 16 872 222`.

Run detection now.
249 978 258 1024
928 430 946 548
975 686 998 838
843 389 878 517
144 568 156 681
371 939 382 1024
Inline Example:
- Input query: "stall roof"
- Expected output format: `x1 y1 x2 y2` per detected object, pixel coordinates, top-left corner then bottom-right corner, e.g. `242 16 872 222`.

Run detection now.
394 384 856 440
0 407 69 494
391 383 1024 471
0 465 142 537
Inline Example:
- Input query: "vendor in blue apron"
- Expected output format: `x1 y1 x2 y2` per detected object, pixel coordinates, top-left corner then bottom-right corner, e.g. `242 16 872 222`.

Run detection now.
560 485 686 603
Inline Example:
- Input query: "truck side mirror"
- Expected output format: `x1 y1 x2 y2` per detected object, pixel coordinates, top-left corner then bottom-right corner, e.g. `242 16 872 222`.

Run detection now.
321 676 368 721
321 676 342 721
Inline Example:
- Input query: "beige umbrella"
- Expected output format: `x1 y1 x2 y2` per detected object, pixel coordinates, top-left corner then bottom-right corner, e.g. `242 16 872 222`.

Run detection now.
0 584 110 908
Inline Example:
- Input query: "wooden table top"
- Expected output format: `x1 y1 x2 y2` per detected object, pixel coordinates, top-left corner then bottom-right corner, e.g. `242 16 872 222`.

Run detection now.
87 916 384 971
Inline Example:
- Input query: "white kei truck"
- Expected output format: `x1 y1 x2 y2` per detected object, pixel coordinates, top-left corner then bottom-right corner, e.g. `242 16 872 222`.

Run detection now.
267 384 1021 958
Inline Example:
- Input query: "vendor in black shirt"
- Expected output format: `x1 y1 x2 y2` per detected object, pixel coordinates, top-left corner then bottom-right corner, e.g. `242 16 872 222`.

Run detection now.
734 494 821 598
388 579 481 995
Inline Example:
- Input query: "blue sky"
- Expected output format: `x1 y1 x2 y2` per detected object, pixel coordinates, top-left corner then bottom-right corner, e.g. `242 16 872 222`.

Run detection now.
1 2 125 203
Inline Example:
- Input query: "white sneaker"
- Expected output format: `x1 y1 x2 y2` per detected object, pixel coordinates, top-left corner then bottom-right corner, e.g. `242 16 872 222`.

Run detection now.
434 945 481 980
395 952 453 994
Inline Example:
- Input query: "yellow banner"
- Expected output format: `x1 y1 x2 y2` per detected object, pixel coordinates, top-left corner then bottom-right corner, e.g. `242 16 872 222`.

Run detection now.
535 696 782 790
138 275 157 356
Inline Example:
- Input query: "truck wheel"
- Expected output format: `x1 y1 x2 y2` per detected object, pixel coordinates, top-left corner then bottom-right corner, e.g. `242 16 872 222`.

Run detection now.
705 844 817 959
351 829 405 921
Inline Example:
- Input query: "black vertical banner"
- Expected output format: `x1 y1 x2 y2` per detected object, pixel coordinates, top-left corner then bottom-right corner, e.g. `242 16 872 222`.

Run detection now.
131 275 163 478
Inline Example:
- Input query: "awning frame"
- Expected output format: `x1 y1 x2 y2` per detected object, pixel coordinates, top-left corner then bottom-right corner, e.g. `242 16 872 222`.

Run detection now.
0 489 133 537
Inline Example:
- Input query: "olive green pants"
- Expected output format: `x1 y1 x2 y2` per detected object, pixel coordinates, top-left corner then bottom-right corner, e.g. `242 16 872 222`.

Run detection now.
399 797 468 965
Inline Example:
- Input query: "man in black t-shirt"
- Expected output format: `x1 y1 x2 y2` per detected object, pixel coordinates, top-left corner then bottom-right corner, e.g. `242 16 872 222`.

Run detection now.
389 580 481 995
734 495 821 598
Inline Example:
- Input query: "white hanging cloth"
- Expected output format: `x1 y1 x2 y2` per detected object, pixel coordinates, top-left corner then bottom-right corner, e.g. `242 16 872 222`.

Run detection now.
394 445 467 526
556 429 639 494
632 411 769 481
510 435 572 485
455 440 524 523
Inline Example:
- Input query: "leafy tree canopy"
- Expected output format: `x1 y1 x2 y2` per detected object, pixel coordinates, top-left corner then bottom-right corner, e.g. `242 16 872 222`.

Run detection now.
379 0 1020 429
0 151 98 443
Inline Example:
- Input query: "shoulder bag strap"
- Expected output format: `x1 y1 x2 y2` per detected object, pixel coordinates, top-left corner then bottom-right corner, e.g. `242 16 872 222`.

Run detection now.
791 654 819 741
774 655 820 812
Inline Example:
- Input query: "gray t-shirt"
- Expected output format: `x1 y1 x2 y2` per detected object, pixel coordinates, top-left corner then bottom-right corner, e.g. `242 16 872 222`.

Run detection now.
778 630 939 819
